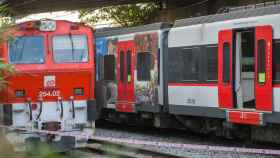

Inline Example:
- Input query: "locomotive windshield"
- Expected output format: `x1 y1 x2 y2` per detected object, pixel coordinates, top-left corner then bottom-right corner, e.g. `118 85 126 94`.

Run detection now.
9 36 45 64
52 35 88 63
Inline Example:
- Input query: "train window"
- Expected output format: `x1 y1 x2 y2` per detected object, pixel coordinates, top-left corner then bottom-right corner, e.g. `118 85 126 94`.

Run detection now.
137 52 152 81
273 41 280 82
0 46 3 58
96 54 103 81
182 48 199 81
104 55 115 81
223 43 230 83
157 49 160 85
127 50 132 82
241 31 255 72
53 35 88 63
257 39 266 84
206 46 218 81
120 51 125 82
168 49 183 82
9 36 44 64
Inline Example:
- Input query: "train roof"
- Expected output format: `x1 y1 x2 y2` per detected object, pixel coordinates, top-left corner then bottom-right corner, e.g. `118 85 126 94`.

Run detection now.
95 22 171 38
174 4 280 27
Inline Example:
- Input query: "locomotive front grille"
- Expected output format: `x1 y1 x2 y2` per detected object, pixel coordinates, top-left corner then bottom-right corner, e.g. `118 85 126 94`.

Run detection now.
42 121 61 131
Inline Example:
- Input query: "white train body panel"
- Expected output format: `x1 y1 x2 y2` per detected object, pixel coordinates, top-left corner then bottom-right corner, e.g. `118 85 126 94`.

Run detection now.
169 14 280 47
168 12 280 112
168 86 219 108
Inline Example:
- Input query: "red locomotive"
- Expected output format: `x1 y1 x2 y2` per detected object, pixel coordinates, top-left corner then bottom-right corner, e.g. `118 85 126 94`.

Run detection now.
0 19 97 150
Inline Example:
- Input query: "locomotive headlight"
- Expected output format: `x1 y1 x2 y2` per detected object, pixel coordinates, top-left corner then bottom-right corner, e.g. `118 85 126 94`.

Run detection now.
15 90 25 98
74 88 84 96
39 20 56 32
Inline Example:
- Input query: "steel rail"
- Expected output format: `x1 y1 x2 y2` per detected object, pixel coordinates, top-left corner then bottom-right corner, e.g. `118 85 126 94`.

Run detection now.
86 139 185 158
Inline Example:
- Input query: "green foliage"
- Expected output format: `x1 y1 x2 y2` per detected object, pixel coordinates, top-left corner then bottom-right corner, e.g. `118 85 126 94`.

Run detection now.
0 2 14 39
0 4 14 92
0 3 11 17
224 0 238 6
0 59 14 91
79 3 160 27
0 16 14 28
26 143 61 158
0 138 62 158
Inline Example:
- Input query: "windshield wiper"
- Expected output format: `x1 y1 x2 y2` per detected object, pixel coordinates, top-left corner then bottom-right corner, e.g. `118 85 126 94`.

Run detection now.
69 33 75 61
12 37 26 62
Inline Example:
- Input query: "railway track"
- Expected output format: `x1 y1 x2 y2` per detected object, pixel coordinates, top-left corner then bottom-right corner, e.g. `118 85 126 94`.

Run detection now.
91 122 280 158
81 139 184 158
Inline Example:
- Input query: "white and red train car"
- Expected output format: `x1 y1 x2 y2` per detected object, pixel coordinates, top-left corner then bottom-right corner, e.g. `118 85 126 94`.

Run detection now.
96 4 280 143
167 4 280 142
0 20 97 150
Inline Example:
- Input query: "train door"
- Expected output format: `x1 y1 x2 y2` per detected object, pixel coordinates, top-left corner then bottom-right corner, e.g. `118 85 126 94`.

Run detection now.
117 41 135 112
219 26 273 125
255 26 273 111
218 30 234 109
234 28 256 109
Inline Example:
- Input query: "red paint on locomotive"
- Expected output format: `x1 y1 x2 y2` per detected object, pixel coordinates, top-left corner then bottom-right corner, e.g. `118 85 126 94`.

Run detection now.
0 20 95 103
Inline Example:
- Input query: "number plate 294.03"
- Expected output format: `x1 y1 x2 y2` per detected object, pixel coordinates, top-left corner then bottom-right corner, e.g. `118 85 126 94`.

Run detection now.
39 89 61 98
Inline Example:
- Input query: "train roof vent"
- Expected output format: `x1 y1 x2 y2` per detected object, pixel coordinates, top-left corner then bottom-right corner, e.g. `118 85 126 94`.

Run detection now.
228 0 280 13
174 2 280 27
95 22 172 37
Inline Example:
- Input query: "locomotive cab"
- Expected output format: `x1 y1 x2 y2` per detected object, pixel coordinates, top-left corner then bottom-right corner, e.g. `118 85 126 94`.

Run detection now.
0 19 96 151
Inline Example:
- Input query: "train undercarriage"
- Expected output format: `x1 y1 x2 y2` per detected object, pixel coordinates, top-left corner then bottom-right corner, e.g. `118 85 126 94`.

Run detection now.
100 108 280 144
0 100 95 151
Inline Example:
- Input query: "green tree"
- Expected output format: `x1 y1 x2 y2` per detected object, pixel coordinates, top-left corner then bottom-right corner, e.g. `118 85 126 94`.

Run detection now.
0 2 14 91
0 4 15 156
0 59 14 91
79 2 160 27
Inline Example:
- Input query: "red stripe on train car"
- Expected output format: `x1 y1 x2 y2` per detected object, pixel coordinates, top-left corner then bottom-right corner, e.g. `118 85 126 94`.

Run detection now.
273 84 280 88
168 83 217 87
116 102 135 113
227 111 263 126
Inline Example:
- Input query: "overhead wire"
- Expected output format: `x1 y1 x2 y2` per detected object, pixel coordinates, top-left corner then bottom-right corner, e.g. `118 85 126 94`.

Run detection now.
11 0 40 8
182 0 210 9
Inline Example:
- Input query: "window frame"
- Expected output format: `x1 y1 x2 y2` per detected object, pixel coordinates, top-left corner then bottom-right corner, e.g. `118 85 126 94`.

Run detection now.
223 42 231 84
206 45 218 82
126 50 132 83
120 50 125 83
181 47 200 82
257 39 267 84
8 35 45 64
52 34 89 64
103 54 116 81
167 48 183 83
273 40 280 83
137 52 152 81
